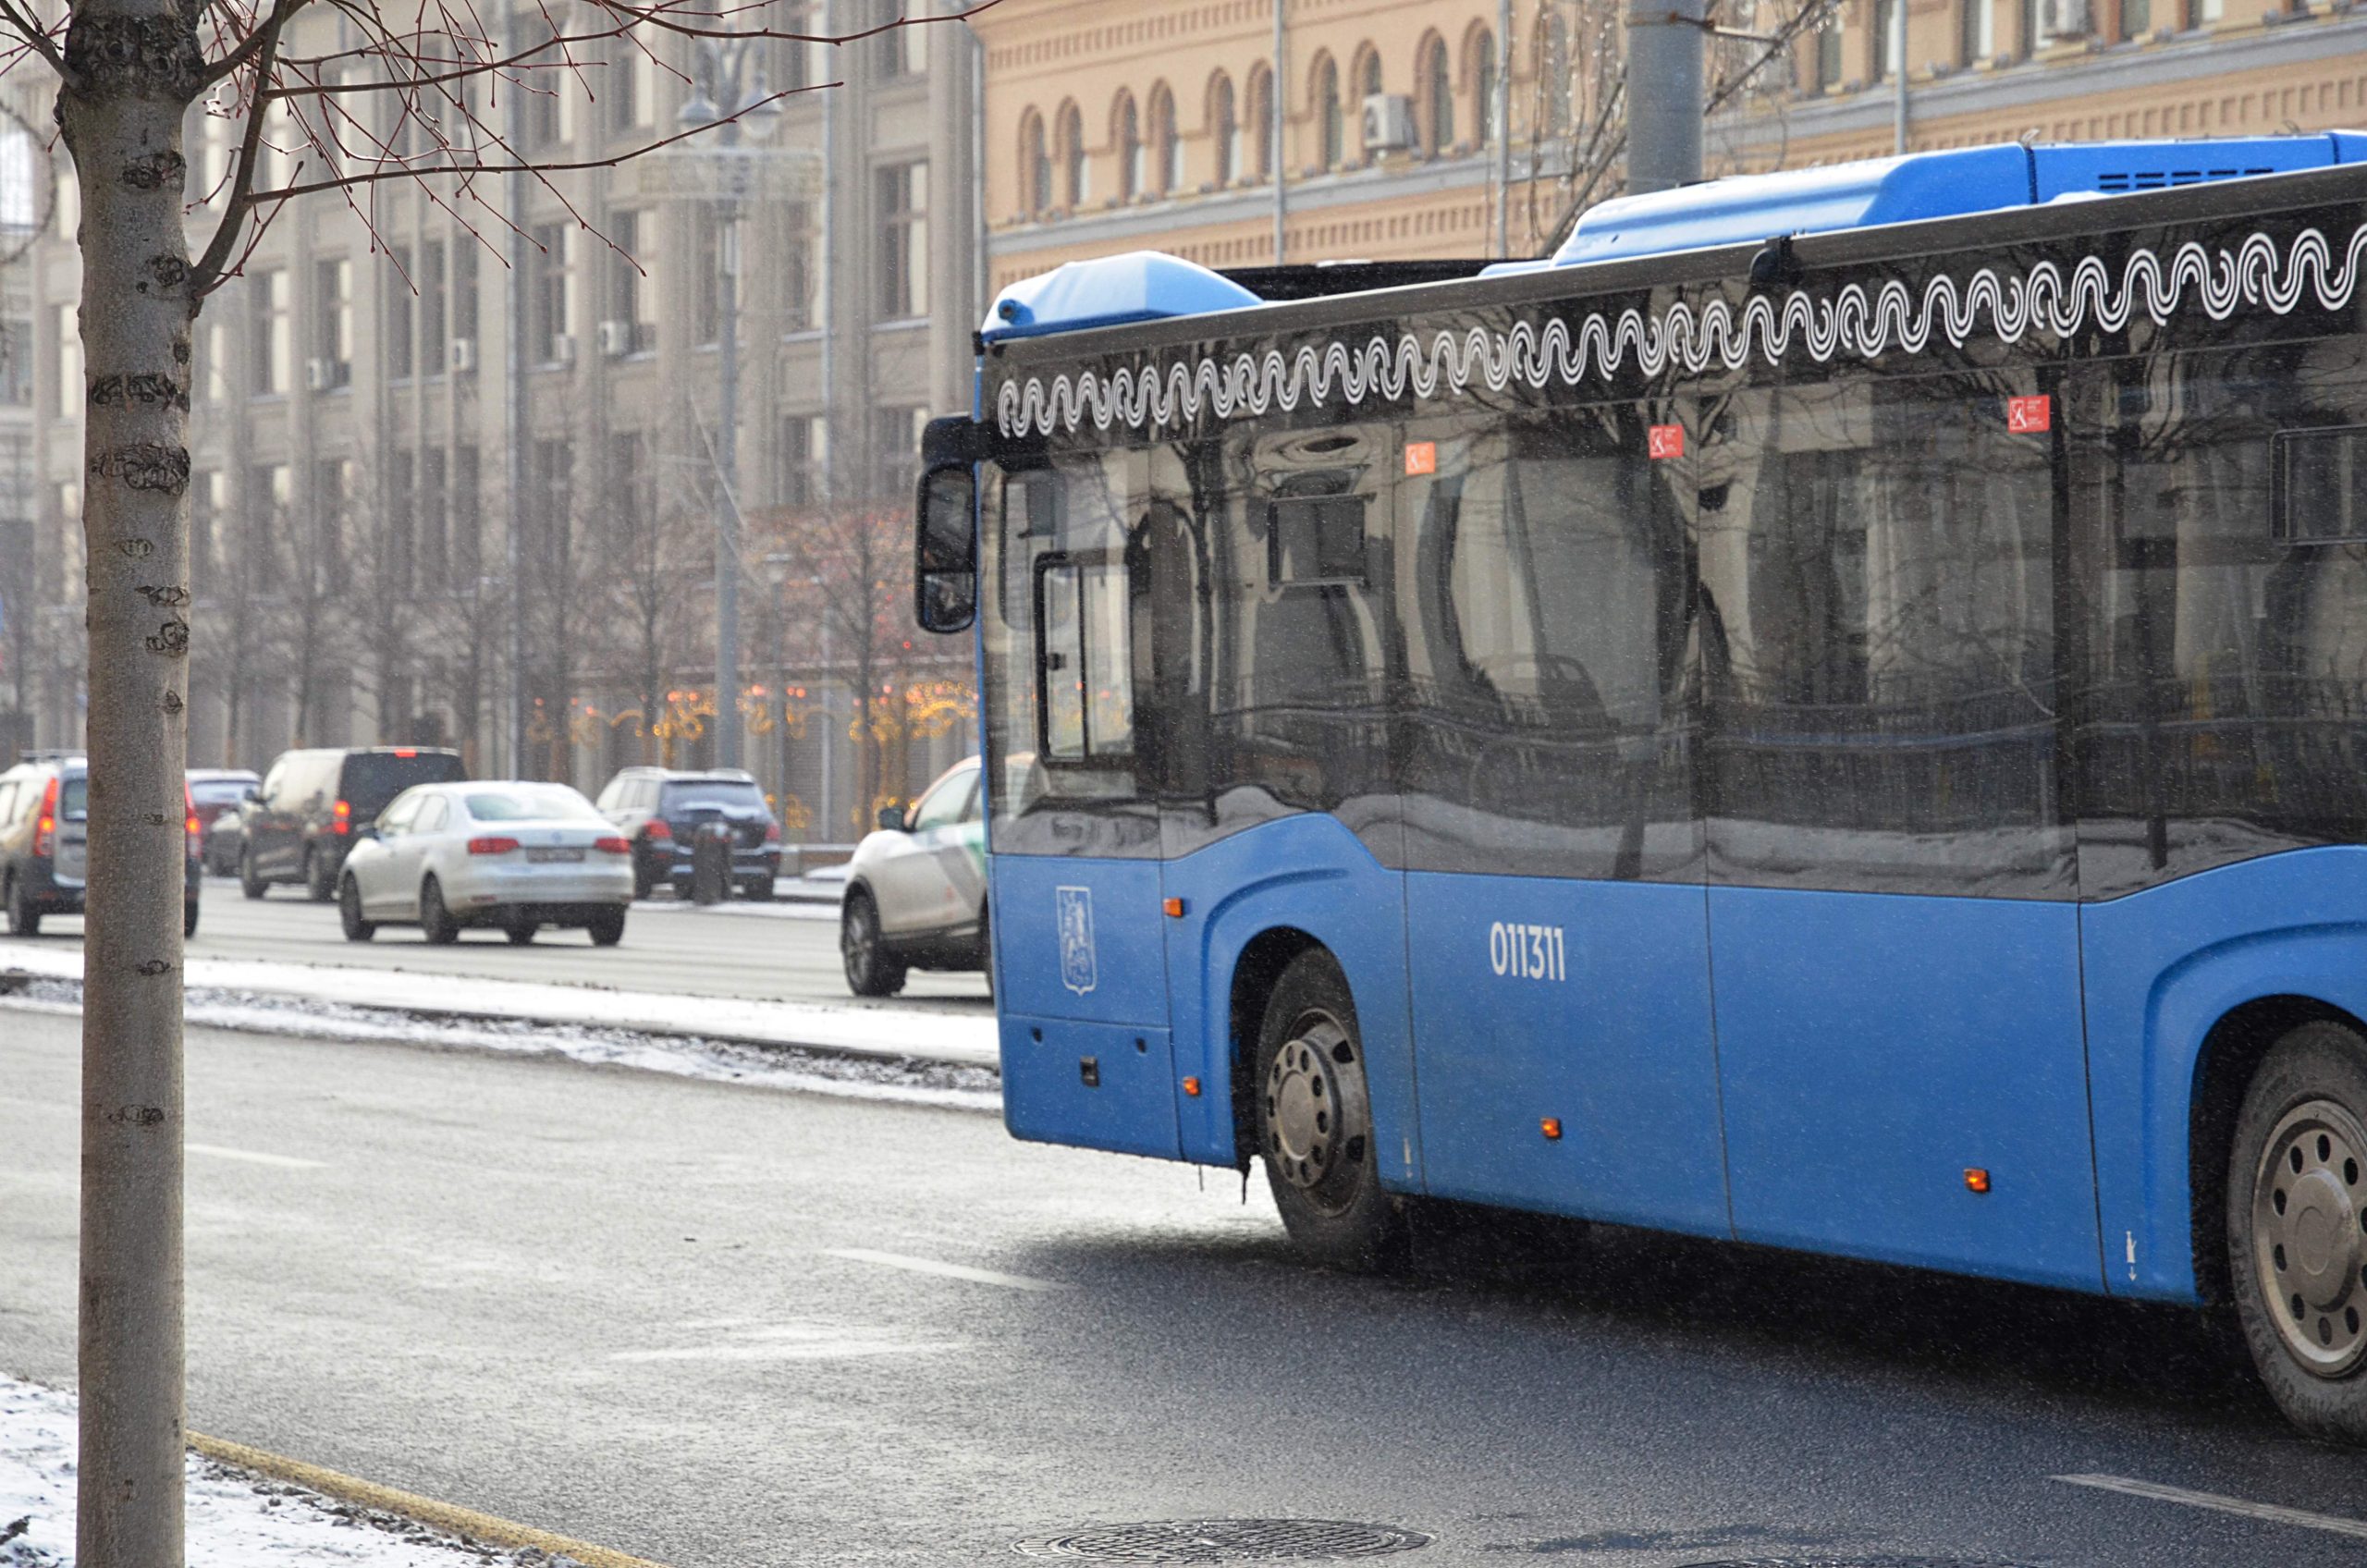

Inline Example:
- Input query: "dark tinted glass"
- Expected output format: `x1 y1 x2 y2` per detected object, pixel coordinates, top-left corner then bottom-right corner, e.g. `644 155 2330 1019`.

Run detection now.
57 777 87 821
1400 408 1699 881
2073 340 2367 896
660 779 768 814
1699 377 2069 898
341 752 466 815
980 451 1159 857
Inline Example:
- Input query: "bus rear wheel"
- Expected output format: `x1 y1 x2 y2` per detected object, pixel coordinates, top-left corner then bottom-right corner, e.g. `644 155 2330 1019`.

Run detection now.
2230 1020 2367 1444
1254 949 1406 1272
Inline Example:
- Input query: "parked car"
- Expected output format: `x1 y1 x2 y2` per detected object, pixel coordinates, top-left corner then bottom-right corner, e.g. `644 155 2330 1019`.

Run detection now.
241 746 468 900
593 767 781 900
190 768 260 875
0 752 202 937
337 780 632 946
840 756 987 997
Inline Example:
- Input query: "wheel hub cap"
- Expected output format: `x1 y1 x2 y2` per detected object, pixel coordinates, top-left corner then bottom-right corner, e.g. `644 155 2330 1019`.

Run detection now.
1264 1021 1345 1192
2255 1097 2367 1377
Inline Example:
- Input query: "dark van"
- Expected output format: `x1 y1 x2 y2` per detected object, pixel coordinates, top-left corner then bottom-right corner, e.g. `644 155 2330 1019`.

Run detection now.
241 747 468 900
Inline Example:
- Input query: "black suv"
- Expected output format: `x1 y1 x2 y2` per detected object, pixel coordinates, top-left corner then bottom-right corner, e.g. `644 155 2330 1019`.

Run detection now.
0 752 203 937
594 767 781 900
242 746 469 900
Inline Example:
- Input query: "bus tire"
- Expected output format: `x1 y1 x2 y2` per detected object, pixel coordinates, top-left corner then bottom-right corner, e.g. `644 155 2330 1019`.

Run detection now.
1254 949 1407 1272
2228 1019 2367 1444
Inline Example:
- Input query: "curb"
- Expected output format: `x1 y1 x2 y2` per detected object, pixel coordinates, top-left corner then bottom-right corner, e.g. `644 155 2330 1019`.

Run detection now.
190 1431 673 1568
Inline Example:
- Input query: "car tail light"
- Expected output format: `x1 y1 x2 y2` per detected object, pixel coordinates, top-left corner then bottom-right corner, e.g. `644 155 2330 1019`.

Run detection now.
593 836 631 855
764 822 781 843
644 819 671 841
393 748 417 757
185 786 200 847
31 777 56 857
467 836 520 856
332 798 352 835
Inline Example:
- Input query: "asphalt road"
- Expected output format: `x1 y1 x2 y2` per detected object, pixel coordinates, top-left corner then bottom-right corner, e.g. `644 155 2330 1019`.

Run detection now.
5 875 992 1008
6 1011 2367 1568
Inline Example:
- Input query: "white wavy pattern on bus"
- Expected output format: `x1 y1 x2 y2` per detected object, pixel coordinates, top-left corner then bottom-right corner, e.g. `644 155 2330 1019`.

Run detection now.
994 223 2367 437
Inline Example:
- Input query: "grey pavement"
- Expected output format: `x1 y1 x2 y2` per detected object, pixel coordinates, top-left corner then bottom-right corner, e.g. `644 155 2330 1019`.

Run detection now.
5 1010 2365 1568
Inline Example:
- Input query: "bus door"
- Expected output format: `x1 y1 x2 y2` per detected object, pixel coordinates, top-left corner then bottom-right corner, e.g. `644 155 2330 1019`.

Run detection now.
1697 375 2103 1290
1399 407 1731 1235
984 451 1180 1161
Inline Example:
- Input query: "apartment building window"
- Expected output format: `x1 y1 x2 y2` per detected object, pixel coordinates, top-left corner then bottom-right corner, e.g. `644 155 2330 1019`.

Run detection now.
778 413 826 508
454 239 479 348
387 245 415 379
251 462 290 591
315 457 353 592
1471 27 1497 151
521 11 565 147
876 163 927 322
452 445 481 583
1114 92 1141 201
529 222 571 365
603 210 651 353
1022 111 1049 214
693 206 722 347
1962 0 1997 61
1247 66 1273 181
871 406 924 498
250 269 288 395
421 447 448 592
1148 84 1179 195
422 239 447 374
873 0 921 79
1208 78 1239 187
1873 0 1901 78
2122 0 2152 35
1315 55 1344 168
313 257 352 389
0 318 27 406
2023 0 2089 49
386 449 415 594
191 470 222 582
51 304 80 421
607 431 651 542
782 203 815 331
610 27 654 132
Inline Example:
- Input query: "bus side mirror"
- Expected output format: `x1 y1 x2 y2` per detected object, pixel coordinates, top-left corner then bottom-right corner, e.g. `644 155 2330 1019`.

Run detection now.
914 461 978 635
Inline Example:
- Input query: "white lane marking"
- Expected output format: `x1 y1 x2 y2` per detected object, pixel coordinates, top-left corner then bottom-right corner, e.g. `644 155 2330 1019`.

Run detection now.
185 1143 325 1170
610 1322 963 1363
2054 1475 2367 1541
824 1247 1068 1292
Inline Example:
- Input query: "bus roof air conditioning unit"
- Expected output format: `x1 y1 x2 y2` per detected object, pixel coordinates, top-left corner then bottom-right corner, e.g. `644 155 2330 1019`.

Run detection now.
1362 94 1415 155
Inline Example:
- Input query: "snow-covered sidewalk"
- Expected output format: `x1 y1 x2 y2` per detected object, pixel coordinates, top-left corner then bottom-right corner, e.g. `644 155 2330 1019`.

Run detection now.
0 947 998 1070
1 1378 573 1568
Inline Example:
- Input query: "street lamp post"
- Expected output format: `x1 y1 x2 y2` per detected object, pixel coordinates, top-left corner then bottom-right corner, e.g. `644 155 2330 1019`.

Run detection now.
679 44 781 773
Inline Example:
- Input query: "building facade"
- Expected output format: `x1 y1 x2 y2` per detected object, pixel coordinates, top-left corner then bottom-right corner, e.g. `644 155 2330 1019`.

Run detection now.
974 0 2367 293
11 0 983 835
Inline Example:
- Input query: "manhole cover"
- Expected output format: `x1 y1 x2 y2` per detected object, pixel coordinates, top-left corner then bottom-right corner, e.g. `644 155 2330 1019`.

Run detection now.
1015 1518 1433 1563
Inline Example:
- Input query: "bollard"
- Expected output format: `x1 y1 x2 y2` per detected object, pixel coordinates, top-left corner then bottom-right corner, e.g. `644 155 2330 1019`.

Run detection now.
691 821 731 905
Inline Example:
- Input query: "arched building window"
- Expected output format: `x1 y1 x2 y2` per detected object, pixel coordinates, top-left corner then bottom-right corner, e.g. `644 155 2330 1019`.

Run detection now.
1467 24 1497 150
1020 109 1049 214
1351 44 1382 161
1209 72 1239 185
1148 81 1181 194
1417 32 1453 154
1311 53 1342 169
1113 91 1141 200
1246 63 1274 181
1057 100 1088 205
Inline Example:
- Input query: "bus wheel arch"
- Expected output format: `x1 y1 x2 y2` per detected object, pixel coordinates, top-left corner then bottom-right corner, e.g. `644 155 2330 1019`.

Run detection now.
2189 994 2362 1310
1225 926 1326 1169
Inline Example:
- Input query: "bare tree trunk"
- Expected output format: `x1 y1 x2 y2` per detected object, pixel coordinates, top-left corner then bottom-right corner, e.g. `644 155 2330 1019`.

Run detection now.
55 4 202 1563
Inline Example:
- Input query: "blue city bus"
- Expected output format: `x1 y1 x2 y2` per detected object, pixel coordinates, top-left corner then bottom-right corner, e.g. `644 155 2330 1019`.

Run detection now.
911 136 2367 1440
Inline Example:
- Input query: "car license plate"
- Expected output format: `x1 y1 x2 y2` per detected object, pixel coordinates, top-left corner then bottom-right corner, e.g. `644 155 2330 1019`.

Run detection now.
527 848 583 864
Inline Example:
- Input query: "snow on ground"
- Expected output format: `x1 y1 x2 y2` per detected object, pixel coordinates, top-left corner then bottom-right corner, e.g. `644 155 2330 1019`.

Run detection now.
0 948 999 1070
0 977 1001 1114
1 1378 566 1568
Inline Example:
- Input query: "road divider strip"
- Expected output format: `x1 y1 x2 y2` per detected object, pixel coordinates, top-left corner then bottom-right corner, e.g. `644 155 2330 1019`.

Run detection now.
0 947 1000 1069
188 1430 673 1568
2053 1473 2367 1540
825 1246 1070 1292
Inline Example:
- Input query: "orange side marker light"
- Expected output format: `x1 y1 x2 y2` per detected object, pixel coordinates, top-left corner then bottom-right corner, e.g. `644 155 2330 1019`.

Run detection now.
1964 1167 1992 1194
1162 897 1186 918
1183 1076 1203 1097
1540 1118 1563 1142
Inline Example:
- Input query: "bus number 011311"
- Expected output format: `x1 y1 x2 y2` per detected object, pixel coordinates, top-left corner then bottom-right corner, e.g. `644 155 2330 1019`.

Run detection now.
1489 922 1566 982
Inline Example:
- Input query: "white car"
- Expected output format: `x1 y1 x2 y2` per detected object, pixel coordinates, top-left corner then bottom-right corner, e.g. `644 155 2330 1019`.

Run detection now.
337 781 632 947
840 756 988 997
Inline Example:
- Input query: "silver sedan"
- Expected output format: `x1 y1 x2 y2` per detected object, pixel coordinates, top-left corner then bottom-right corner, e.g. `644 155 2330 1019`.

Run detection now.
337 781 633 946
